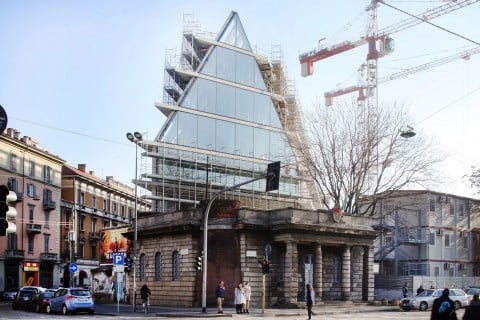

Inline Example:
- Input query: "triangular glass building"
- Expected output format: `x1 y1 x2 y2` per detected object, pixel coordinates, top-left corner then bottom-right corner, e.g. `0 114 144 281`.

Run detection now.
141 12 317 212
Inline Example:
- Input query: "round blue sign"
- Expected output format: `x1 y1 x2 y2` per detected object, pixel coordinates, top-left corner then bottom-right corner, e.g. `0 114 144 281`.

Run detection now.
68 263 78 273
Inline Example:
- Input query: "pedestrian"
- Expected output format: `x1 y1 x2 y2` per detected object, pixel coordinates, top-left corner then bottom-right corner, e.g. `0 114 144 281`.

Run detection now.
243 281 251 313
216 280 226 314
417 285 425 295
306 284 315 320
234 282 246 314
402 282 408 298
430 288 455 320
140 283 151 309
463 293 480 320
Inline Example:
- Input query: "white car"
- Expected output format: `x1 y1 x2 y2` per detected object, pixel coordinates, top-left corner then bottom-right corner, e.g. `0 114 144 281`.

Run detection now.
400 288 470 311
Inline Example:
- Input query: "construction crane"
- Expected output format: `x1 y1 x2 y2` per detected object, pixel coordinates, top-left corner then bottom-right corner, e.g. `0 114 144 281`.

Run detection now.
299 0 480 77
324 45 480 106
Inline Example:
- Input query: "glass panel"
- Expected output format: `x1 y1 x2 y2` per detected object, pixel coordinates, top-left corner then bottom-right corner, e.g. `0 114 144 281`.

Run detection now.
216 120 234 154
254 127 269 160
200 48 216 77
198 116 215 151
162 115 178 143
254 64 267 90
269 132 285 161
197 78 216 114
233 15 252 51
181 81 198 110
235 88 254 122
254 93 270 126
217 83 235 118
177 112 197 148
268 100 282 128
216 47 235 83
235 124 253 157
236 52 255 87
219 17 236 46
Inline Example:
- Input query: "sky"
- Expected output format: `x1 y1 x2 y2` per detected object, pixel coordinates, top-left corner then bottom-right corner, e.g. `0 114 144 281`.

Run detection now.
1 0 479 198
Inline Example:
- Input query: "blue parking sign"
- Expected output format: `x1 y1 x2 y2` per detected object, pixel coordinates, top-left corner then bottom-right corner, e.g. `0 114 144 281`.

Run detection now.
113 253 124 266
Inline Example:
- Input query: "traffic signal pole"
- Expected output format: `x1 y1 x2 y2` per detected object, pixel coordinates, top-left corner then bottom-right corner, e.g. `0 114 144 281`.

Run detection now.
201 162 280 313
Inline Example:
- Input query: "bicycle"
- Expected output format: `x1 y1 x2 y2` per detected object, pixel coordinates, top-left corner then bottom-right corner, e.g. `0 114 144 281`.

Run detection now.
142 296 150 314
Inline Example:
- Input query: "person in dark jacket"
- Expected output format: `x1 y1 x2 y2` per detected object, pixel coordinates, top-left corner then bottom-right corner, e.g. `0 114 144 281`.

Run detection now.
140 283 151 308
463 293 480 320
306 284 315 320
430 288 455 320
216 280 226 314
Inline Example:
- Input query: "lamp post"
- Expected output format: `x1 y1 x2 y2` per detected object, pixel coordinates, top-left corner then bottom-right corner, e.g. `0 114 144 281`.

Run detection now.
126 131 142 312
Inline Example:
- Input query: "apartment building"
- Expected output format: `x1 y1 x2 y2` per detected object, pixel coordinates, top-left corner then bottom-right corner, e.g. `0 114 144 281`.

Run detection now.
370 190 480 278
0 128 64 290
60 163 149 288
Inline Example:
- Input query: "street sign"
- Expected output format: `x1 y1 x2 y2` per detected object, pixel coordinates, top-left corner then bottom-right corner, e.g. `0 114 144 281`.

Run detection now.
113 253 124 266
68 263 78 273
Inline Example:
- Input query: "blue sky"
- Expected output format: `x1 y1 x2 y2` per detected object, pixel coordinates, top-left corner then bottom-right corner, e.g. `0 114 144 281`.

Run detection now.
1 0 479 197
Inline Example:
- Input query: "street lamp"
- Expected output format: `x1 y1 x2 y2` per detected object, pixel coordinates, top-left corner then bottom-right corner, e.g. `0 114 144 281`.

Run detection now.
126 131 142 312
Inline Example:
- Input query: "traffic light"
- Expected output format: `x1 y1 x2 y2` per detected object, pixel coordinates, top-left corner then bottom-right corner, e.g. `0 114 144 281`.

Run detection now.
0 185 17 236
266 161 281 192
259 259 269 274
195 256 203 271
125 256 133 273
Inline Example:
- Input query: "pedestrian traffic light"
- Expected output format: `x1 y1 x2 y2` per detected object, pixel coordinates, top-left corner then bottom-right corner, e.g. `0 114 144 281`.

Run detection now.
195 256 203 271
124 256 133 273
266 161 281 192
0 185 17 236
259 259 269 274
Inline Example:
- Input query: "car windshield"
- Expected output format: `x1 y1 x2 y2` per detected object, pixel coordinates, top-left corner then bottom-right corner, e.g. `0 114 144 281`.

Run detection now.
70 290 90 296
19 290 36 297
42 292 55 298
466 288 480 295
418 289 434 297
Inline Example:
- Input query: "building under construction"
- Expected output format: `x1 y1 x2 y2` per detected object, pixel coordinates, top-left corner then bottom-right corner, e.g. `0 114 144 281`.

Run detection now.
138 11 318 213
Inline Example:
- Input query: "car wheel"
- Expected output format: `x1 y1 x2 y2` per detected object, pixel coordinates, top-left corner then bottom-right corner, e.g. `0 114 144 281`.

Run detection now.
419 301 428 311
88 310 94 315
62 305 69 315
46 304 52 314
35 304 40 313
455 301 461 310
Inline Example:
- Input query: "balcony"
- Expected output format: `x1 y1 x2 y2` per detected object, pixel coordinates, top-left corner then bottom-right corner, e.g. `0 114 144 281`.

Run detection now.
26 223 42 234
5 249 25 259
43 200 56 210
40 252 58 262
89 232 100 242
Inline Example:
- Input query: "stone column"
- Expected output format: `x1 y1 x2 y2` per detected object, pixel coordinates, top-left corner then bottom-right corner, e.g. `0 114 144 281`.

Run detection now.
342 245 351 301
284 241 298 306
314 244 323 302
363 245 374 301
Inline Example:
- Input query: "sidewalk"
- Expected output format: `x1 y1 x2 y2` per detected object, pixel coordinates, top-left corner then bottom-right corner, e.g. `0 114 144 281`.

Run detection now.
95 302 400 318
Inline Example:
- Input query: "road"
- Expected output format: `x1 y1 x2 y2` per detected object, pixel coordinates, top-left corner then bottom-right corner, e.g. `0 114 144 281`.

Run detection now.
0 302 467 319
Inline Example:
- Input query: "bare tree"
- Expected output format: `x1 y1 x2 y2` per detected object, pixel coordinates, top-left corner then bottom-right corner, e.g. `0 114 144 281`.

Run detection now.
295 100 443 215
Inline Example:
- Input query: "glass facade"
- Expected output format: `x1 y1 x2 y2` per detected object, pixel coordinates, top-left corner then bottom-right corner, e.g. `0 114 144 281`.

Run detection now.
143 12 313 212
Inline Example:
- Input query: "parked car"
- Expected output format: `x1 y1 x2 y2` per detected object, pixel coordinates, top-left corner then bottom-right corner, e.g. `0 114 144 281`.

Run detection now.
12 288 37 310
465 287 480 301
400 288 470 311
3 288 18 301
26 291 56 313
46 288 95 315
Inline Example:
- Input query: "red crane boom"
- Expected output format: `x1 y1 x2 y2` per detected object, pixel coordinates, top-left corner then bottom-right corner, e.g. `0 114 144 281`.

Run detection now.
299 0 480 77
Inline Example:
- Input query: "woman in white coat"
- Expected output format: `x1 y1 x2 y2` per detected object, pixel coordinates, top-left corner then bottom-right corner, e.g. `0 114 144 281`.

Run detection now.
234 282 246 314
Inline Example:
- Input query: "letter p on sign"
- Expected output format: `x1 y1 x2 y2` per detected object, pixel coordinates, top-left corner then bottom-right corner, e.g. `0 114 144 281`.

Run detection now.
113 253 124 266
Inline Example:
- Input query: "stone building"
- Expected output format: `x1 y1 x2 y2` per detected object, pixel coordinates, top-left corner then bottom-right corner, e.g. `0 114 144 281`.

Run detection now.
129 202 377 307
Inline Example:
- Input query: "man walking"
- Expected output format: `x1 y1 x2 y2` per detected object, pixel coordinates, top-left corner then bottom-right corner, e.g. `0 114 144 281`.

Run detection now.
216 280 226 314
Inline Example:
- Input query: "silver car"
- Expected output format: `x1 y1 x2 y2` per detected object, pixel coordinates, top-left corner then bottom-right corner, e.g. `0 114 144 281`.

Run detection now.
400 288 470 311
